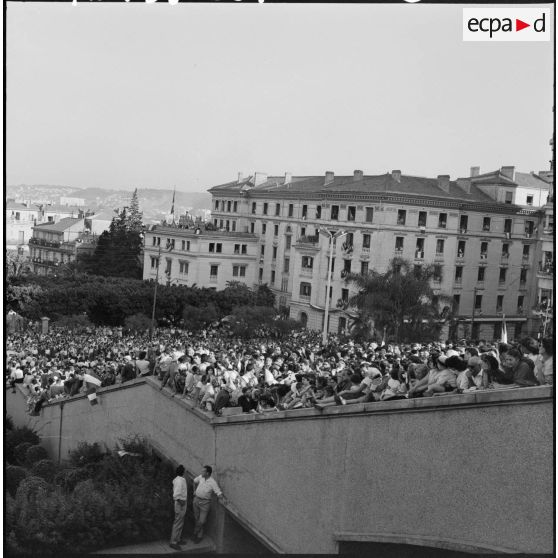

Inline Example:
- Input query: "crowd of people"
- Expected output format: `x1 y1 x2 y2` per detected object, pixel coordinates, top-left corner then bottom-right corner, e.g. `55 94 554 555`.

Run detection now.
6 324 554 417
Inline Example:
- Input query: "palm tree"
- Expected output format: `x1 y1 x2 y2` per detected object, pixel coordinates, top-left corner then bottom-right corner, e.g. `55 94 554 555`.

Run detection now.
346 257 452 343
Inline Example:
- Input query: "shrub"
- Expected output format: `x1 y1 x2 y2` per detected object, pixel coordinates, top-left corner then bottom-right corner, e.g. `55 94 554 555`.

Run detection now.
54 467 91 493
31 459 58 482
25 444 49 466
5 415 15 431
5 426 40 463
13 442 34 466
68 442 105 468
124 312 151 332
5 465 27 497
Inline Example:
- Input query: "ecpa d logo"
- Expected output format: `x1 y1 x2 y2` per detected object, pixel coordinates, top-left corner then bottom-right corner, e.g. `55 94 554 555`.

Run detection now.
463 8 550 42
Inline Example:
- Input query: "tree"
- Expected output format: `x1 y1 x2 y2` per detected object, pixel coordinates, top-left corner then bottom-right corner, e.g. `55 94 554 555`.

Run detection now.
124 313 152 332
5 249 30 279
346 257 451 343
128 189 144 233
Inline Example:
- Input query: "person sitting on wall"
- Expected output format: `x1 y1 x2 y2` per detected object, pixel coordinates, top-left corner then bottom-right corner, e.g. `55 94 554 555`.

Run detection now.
500 348 539 387
455 356 485 392
535 337 554 386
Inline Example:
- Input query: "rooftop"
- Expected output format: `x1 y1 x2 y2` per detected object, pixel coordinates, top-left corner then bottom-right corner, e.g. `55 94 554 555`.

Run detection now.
33 217 84 233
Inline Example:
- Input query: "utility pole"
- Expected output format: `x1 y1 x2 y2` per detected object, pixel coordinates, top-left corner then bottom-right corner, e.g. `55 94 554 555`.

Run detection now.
150 243 162 339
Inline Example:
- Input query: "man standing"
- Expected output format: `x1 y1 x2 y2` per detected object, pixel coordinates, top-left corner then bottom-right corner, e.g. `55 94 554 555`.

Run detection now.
170 465 188 551
192 465 224 543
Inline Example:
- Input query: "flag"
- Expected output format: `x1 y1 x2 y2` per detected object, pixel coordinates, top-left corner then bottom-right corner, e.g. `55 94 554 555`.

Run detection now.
170 188 175 221
500 314 508 344
87 392 98 406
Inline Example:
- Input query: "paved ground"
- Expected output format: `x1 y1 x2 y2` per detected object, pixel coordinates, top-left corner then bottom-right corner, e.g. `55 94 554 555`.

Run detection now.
92 537 215 555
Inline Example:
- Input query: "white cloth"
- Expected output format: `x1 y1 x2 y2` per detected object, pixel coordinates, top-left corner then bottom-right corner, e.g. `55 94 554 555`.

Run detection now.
173 476 188 501
194 475 222 499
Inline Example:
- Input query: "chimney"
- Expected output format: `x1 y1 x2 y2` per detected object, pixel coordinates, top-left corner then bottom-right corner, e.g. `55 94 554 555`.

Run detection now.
237 172 244 184
456 178 471 194
325 171 334 185
391 170 401 183
254 172 268 186
353 169 364 181
470 166 480 177
437 175 450 193
284 172 292 185
500 166 515 180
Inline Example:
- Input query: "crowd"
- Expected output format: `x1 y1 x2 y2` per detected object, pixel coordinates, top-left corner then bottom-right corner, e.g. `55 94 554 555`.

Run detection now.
6 324 554 417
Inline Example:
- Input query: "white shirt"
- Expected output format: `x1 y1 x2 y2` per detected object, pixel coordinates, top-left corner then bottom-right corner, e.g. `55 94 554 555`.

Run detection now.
173 475 188 501
194 475 222 499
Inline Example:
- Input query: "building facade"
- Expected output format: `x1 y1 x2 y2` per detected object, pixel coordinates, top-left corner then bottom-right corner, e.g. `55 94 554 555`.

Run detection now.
142 226 259 290
206 166 550 341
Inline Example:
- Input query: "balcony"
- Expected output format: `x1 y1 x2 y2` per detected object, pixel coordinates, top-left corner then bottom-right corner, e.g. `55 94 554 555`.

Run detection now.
414 251 424 260
524 230 535 239
537 262 553 278
341 242 353 255
456 253 465 261
459 228 468 235
340 269 351 280
394 249 404 257
501 253 510 263
296 235 319 246
479 253 488 261
522 255 530 264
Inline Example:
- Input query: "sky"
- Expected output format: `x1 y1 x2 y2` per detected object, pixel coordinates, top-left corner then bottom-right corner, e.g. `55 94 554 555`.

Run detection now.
6 2 554 193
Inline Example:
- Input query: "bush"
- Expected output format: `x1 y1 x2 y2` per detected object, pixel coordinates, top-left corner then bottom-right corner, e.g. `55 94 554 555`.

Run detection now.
5 426 40 464
54 467 91 493
68 442 106 468
5 415 15 431
31 459 58 482
25 444 49 466
124 312 152 332
13 442 34 466
5 465 27 497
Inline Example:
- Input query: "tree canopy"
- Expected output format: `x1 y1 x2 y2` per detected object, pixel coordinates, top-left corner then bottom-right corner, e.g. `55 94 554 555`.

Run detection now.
346 257 452 343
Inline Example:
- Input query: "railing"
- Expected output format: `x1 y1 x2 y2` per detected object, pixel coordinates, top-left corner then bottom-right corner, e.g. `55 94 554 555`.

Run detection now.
29 238 61 248
479 253 488 261
414 251 424 259
501 253 509 262
297 235 319 244
537 262 553 276
394 249 403 256
300 268 313 277
209 274 218 282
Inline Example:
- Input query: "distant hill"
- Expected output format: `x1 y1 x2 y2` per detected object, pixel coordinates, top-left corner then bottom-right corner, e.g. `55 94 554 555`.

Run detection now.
6 185 212 222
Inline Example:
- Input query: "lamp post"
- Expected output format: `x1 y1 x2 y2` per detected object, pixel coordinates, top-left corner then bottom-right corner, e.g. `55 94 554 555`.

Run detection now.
319 227 346 345
150 244 162 339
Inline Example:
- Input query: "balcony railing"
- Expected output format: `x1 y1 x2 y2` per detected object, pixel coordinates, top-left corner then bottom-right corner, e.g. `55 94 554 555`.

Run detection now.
537 262 553 276
414 251 424 260
501 253 509 262
394 249 403 256
297 235 319 244
300 268 313 277
479 253 488 261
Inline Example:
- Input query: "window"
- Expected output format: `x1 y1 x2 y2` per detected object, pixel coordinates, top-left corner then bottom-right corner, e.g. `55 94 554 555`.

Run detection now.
210 265 218 279
219 220 223 229
259 268 263 281
496 295 504 312
232 265 247 278
150 256 159 269
338 317 347 335
263 203 268 215
360 261 369 275
477 267 485 282
455 266 463 282
418 211 427 227
209 243 215 253
436 239 444 255
231 221 236 232
316 205 322 219
504 219 512 234
499 268 507 283
275 203 281 216
395 237 404 252
343 259 351 273
179 261 189 275
251 202 256 214
345 232 354 248
216 243 222 253
285 236 291 249
227 201 232 212
520 268 527 284
438 213 447 228
234 244 240 254
327 257 336 273
288 204 294 217
347 206 356 221
526 195 533 206
250 222 255 234
281 278 288 292
459 215 468 232
241 244 247 255
272 246 278 260
181 240 190 251
453 294 460 311
302 205 308 219
522 244 530 258
271 270 275 284
165 259 172 274
213 218 218 228
341 288 349 302
301 256 314 269
505 191 513 204
152 237 157 246
433 267 442 283
274 224 279 236
260 245 265 256
502 243 509 257
365 207 374 223
517 295 524 313
362 234 371 249
474 294 482 310
215 200 219 210
415 238 424 258
480 242 488 259
300 282 312 297
225 220 230 231
233 201 238 212
262 223 267 234
457 240 466 258
283 258 290 273
221 200 225 211
525 220 534 236
483 217 491 232
331 205 339 220
301 227 306 237
397 209 406 225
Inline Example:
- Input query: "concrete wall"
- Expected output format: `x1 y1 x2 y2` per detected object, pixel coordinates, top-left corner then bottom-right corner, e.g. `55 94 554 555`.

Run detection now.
7 380 553 555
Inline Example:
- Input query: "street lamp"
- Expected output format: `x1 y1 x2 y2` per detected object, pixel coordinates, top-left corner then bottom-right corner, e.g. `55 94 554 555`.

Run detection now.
318 227 346 345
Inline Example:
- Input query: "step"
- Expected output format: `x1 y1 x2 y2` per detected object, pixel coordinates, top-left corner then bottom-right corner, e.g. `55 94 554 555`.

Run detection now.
92 537 215 555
